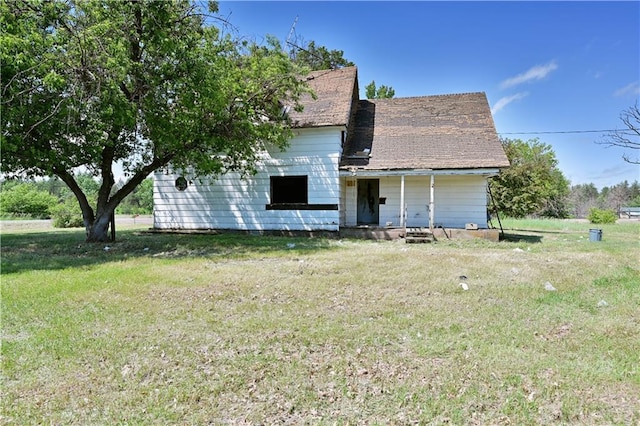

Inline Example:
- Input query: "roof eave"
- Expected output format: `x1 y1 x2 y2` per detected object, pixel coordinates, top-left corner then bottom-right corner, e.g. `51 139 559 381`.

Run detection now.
339 167 504 177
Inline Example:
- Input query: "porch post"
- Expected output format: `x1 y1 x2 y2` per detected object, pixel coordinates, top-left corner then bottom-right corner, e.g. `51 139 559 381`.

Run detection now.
400 174 405 227
429 174 435 232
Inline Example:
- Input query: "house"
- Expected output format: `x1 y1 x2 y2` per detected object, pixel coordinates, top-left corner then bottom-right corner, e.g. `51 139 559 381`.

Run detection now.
153 66 510 239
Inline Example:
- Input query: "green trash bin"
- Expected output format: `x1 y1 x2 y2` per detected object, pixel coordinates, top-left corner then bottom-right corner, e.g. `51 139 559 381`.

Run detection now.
589 228 602 242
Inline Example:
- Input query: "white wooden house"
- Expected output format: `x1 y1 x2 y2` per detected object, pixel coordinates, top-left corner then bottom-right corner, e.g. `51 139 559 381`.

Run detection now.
153 66 510 237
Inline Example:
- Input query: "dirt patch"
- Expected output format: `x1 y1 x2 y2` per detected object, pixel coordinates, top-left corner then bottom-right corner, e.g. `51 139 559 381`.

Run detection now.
0 219 53 232
0 215 153 233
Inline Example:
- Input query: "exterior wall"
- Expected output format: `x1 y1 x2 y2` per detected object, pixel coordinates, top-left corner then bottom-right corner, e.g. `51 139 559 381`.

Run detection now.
431 175 488 228
379 176 430 227
342 176 358 226
343 174 489 229
153 127 343 231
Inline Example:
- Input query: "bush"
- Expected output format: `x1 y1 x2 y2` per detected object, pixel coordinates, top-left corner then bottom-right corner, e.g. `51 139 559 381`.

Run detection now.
115 178 153 215
0 184 58 218
588 208 617 224
50 199 85 228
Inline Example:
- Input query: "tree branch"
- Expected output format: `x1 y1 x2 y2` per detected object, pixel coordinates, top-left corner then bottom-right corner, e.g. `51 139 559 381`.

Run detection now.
53 167 95 229
107 153 175 211
1 64 41 98
24 98 65 138
599 101 640 164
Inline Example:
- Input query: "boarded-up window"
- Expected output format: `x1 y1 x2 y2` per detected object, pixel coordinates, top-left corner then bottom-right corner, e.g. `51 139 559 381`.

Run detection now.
270 176 308 204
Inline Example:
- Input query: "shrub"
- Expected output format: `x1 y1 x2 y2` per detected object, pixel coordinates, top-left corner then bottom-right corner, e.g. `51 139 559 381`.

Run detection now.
50 199 85 228
588 208 617 224
115 178 153 215
0 184 57 218
629 194 640 207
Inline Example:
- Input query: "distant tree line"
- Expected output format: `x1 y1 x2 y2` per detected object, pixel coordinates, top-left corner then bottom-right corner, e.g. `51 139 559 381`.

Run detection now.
567 181 640 218
0 175 153 226
490 138 640 220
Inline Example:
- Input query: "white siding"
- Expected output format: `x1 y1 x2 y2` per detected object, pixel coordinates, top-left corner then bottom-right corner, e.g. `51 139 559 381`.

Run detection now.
341 176 358 226
378 176 404 227
343 174 489 228
153 127 343 231
432 175 488 228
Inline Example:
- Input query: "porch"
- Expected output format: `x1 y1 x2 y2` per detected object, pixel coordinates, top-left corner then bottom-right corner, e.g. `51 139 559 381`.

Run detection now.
339 226 501 242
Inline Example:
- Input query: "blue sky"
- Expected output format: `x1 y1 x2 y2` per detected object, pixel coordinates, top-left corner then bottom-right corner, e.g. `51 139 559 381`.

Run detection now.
217 1 640 189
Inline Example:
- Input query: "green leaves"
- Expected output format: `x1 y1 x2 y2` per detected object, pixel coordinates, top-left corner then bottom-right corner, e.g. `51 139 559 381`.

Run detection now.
0 184 58 219
491 138 570 218
2 0 308 240
365 80 395 99
587 208 617 224
290 40 354 71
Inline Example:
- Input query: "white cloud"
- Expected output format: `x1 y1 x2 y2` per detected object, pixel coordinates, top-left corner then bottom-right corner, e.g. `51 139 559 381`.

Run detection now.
500 61 558 89
613 81 640 97
586 163 640 189
491 92 529 114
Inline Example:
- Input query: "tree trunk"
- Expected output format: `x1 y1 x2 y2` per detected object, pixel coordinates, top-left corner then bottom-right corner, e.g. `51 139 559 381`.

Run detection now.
86 211 114 243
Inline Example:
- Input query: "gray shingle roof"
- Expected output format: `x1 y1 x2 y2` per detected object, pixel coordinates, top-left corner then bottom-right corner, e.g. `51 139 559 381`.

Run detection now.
341 92 510 170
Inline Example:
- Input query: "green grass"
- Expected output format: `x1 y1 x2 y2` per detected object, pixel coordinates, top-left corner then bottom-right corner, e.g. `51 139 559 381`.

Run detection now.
2 220 639 424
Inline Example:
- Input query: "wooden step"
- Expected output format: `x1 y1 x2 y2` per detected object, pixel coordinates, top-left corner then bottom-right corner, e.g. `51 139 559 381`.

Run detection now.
405 227 434 243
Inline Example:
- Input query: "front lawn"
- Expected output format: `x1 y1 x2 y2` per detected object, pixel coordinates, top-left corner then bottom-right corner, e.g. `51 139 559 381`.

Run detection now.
2 220 639 424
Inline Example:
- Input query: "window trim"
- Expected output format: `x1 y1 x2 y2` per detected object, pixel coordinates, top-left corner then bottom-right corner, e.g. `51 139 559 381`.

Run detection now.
269 175 308 204
266 175 338 211
265 203 338 211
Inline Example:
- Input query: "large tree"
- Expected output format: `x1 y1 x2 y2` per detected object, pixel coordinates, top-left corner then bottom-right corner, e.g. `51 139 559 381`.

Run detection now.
1 0 309 242
287 39 354 71
600 101 640 164
287 38 395 98
490 138 570 218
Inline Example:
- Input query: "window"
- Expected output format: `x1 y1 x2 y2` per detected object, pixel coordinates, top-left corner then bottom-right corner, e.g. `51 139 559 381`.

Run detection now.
270 176 307 204
265 175 338 211
175 176 188 191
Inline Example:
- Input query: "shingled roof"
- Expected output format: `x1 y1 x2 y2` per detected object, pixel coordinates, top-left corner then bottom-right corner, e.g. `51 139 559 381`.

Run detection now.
288 66 358 128
341 92 510 170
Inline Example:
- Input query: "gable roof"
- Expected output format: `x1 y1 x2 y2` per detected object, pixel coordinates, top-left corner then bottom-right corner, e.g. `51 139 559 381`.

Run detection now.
288 66 358 128
341 92 510 170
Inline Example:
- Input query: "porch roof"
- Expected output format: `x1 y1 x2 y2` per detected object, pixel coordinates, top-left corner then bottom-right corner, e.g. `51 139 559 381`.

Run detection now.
339 167 501 177
340 92 510 170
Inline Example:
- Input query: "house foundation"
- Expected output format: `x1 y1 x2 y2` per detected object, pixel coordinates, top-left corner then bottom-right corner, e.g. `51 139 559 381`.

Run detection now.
339 226 500 242
147 226 500 241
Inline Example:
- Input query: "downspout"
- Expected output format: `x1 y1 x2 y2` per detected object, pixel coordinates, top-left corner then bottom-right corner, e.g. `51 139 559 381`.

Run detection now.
429 174 435 232
400 175 405 227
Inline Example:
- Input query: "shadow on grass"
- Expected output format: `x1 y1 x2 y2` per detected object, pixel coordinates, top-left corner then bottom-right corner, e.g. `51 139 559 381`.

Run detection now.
501 232 543 243
0 229 339 275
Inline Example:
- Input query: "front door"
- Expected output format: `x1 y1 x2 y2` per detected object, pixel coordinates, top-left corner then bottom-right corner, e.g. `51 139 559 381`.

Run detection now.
357 179 379 225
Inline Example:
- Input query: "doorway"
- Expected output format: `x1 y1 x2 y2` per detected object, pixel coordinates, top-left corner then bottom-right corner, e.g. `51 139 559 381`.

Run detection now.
357 179 379 225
